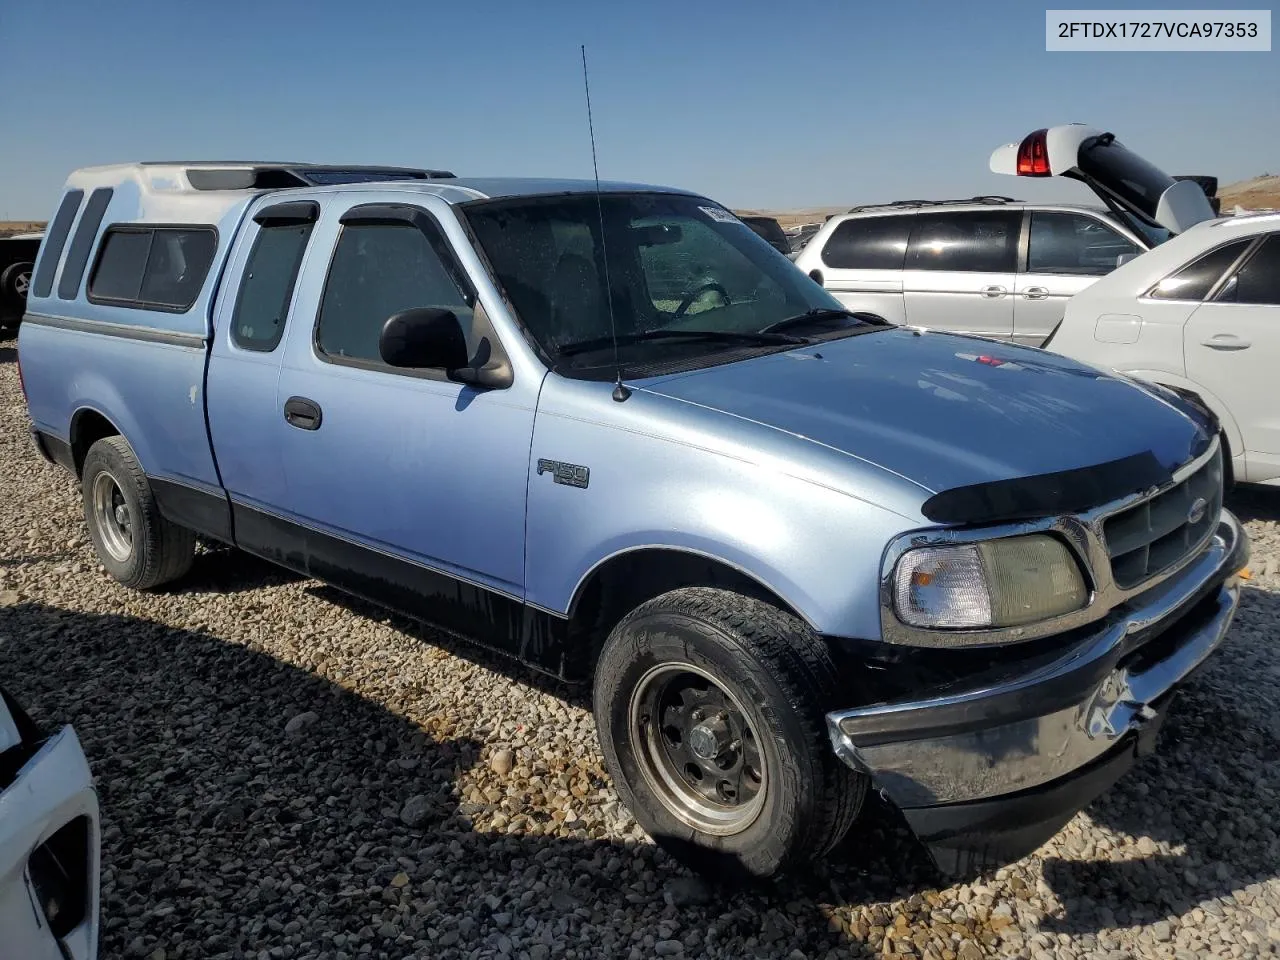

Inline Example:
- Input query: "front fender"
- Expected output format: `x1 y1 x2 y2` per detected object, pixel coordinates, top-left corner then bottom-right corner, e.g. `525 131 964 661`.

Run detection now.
524 381 920 641
1120 368 1243 469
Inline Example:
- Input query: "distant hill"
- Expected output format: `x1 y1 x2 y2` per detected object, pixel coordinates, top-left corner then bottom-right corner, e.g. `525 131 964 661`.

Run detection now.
1218 175 1280 211
0 221 45 238
733 208 845 230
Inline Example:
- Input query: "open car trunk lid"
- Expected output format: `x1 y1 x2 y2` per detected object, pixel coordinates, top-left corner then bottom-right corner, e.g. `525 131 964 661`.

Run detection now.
989 124 1217 236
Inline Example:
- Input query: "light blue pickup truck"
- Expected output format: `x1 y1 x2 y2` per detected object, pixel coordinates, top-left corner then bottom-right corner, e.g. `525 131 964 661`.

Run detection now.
18 162 1249 880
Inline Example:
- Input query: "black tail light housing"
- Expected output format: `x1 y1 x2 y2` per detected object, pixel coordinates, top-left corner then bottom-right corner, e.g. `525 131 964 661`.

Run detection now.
29 816 92 939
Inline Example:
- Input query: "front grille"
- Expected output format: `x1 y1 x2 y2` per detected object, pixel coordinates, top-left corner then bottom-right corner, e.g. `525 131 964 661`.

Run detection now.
1104 449 1223 589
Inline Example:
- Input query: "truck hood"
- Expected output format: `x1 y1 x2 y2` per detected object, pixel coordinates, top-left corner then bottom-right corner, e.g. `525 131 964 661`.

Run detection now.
639 329 1210 499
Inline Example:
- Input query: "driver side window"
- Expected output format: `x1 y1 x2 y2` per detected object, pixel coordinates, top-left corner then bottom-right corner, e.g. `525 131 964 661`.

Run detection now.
316 221 473 366
635 215 781 317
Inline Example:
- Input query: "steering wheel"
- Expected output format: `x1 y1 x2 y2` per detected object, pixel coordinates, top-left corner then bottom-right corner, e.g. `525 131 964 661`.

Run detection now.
674 282 731 319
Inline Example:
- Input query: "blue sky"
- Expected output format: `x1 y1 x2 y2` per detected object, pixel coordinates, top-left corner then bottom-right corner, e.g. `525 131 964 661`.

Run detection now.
1 0 1275 219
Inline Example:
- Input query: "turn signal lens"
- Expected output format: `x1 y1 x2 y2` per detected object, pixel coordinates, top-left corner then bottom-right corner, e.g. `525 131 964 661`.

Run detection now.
894 534 1087 630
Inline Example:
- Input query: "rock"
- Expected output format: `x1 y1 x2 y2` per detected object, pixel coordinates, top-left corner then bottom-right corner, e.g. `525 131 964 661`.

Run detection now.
400 794 434 827
490 748 515 775
655 941 684 957
283 711 318 736
957 942 984 960
1152 920 1173 942
390 871 410 888
663 876 713 907
0 590 19 607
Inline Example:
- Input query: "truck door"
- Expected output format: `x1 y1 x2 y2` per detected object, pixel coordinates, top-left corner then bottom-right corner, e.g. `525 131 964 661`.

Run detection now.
266 197 537 642
207 201 321 513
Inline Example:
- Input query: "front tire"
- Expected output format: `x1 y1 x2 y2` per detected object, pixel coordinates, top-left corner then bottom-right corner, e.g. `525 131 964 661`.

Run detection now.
593 587 866 881
81 436 195 589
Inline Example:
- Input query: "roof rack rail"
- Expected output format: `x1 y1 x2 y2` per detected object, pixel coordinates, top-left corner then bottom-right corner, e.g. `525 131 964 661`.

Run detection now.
139 162 456 192
846 195 1019 214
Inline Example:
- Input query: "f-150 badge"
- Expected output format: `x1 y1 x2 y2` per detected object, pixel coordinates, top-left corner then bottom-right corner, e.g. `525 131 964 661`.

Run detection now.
537 459 590 489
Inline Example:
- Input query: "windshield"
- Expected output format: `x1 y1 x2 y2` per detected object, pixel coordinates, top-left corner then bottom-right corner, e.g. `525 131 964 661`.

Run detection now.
463 192 853 377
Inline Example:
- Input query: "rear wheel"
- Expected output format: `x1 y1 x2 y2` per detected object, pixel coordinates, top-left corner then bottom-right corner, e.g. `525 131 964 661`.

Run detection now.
0 261 32 330
593 587 866 881
81 436 195 589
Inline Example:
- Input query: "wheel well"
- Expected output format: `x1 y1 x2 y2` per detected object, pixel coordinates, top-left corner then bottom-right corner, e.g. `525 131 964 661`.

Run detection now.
1153 382 1235 487
70 410 121 478
564 549 805 682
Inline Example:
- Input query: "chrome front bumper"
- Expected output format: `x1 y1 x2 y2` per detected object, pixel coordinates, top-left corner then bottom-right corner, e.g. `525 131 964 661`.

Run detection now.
827 511 1249 813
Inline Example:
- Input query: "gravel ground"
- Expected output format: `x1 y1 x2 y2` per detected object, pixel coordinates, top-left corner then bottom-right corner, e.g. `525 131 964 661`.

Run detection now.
2 331 1279 960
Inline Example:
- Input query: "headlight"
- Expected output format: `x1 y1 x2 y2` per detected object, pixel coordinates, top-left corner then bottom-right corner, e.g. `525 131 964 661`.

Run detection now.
893 534 1087 629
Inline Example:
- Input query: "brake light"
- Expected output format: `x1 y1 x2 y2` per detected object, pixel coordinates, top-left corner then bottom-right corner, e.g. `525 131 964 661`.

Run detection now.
1016 128 1051 176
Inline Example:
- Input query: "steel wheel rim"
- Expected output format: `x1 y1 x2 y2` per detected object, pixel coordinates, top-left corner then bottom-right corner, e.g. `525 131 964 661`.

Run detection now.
91 472 133 562
15 270 30 298
628 661 767 836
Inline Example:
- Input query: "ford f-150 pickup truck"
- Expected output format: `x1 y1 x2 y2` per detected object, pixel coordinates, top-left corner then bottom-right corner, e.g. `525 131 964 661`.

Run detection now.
18 161 1249 880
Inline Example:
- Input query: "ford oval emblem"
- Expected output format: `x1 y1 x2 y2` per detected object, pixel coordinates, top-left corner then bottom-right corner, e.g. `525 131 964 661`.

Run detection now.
1187 497 1208 525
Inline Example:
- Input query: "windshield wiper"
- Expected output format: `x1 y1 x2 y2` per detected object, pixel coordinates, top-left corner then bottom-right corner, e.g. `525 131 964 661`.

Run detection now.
556 328 808 358
759 308 891 336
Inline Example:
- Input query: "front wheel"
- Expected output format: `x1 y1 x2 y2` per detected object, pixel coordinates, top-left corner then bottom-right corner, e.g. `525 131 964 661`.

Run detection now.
593 587 866 881
81 436 195 589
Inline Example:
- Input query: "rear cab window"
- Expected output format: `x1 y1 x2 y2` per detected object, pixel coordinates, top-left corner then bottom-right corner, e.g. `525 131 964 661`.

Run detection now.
59 188 115 299
905 211 1020 272
231 204 319 352
30 190 84 299
821 216 911 270
88 226 217 312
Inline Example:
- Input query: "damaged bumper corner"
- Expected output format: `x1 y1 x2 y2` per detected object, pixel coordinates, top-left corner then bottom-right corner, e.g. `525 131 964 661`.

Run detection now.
0 720 101 960
827 512 1248 875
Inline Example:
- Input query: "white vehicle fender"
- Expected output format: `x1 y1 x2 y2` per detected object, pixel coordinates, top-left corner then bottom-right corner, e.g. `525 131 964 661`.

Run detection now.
1122 368 1244 464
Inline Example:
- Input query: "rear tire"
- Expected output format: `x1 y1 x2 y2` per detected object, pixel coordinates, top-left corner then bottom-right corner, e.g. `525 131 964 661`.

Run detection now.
81 436 195 589
0 261 32 306
0 261 31 330
593 587 866 881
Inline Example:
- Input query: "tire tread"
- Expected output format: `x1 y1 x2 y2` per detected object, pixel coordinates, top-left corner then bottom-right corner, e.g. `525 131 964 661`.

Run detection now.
82 436 195 590
598 586 865 878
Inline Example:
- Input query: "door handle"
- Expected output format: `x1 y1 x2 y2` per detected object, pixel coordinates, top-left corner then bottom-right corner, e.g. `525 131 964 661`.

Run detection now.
1201 334 1251 351
1023 286 1049 300
284 396 323 430
980 285 1007 298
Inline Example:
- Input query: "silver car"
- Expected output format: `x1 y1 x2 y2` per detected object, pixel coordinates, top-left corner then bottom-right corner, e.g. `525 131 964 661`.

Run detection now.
792 197 1154 346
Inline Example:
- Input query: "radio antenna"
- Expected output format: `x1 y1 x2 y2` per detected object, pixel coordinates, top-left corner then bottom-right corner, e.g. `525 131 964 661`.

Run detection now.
581 44 630 402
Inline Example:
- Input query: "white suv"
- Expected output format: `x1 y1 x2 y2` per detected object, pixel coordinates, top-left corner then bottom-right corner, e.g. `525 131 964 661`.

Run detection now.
1045 213 1280 485
791 197 1151 346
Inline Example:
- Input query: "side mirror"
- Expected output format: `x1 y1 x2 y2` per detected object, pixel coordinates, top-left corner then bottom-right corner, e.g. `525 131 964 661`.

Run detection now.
379 307 469 371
